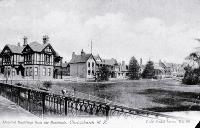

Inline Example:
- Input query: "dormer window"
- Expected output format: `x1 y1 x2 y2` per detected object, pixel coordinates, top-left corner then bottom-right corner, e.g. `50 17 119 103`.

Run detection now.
45 47 52 53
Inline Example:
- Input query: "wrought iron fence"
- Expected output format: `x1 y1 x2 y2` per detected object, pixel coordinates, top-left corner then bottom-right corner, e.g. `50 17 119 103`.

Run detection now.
0 82 177 119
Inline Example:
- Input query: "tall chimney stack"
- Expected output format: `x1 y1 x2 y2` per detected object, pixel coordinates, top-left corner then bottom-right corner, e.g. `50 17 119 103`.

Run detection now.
140 58 142 66
43 35 49 44
72 52 75 59
81 49 85 56
122 61 125 66
17 42 20 47
23 36 27 46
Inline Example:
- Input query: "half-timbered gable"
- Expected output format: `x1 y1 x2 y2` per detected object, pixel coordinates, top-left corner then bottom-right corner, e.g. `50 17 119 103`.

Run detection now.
1 44 23 66
41 44 56 66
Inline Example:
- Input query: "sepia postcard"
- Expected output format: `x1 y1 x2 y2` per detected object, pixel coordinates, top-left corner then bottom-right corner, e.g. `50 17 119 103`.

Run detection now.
0 0 200 128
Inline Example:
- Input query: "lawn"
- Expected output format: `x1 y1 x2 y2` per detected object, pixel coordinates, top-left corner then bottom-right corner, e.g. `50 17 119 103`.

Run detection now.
49 78 200 112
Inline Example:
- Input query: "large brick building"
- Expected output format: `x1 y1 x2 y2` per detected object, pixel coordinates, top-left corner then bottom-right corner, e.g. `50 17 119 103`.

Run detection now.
69 49 96 79
0 36 62 80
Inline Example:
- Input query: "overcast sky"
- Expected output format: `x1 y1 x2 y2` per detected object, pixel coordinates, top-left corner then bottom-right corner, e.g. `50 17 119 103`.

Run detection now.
0 0 200 64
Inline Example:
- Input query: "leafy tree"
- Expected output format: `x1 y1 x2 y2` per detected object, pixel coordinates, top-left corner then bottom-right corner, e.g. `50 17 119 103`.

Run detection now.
185 52 200 68
182 65 200 85
142 61 155 79
128 56 140 80
96 66 110 81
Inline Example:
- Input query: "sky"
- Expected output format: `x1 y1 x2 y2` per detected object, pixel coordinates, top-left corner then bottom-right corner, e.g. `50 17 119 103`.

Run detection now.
0 0 200 64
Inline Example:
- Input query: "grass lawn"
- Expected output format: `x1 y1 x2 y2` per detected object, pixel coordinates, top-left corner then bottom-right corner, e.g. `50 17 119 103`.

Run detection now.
45 79 200 112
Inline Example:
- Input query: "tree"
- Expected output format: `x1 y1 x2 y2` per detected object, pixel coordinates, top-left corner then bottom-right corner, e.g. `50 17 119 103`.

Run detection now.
96 66 110 81
128 56 140 80
182 51 200 85
142 61 155 79
182 65 200 85
185 52 200 68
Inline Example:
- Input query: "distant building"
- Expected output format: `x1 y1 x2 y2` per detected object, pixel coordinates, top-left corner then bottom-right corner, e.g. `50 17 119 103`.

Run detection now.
0 50 3 74
62 61 70 76
157 60 185 78
114 61 129 78
0 35 62 80
154 63 165 78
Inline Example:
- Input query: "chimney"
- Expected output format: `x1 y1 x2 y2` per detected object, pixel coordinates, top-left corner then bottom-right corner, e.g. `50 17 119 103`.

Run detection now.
122 61 125 66
81 49 85 56
43 35 49 44
17 42 20 47
23 36 27 46
140 58 142 66
72 52 75 59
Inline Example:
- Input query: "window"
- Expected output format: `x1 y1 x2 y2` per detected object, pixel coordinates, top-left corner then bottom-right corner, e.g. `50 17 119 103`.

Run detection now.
88 62 90 67
45 55 51 64
4 56 11 64
92 62 94 67
12 70 15 76
43 67 46 76
35 67 38 76
30 67 32 76
92 70 94 75
48 68 51 76
88 70 91 75
27 54 32 61
26 67 29 76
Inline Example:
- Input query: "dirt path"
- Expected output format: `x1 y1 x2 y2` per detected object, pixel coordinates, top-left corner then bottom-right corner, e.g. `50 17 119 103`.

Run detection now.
0 96 36 118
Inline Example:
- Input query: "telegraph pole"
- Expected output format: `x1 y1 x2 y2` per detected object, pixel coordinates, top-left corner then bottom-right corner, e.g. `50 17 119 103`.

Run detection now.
91 40 93 54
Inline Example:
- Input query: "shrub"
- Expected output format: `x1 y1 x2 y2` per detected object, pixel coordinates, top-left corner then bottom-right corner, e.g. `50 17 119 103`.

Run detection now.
182 66 200 85
42 81 52 90
15 83 23 86
96 66 110 82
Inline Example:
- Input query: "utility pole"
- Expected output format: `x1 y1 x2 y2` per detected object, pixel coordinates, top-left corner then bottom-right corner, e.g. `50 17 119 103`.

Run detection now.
91 40 93 54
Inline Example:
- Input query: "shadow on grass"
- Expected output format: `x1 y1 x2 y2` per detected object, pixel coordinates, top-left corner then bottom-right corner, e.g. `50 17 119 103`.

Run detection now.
139 89 200 112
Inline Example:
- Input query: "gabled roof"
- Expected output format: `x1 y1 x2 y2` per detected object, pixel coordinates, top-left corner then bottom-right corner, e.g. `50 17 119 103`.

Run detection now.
154 63 165 71
62 62 70 67
94 54 102 61
102 58 117 66
28 42 49 52
22 42 59 56
69 53 93 64
159 60 167 68
2 44 24 54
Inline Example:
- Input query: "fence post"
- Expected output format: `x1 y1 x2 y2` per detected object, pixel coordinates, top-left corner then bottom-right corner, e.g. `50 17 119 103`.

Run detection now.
17 88 20 105
105 105 110 118
27 90 30 111
42 92 46 115
0 83 2 95
64 97 68 115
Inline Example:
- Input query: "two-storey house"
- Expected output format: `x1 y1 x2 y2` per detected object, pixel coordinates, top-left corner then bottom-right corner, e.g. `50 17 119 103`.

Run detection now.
69 49 96 79
0 35 62 80
22 35 62 79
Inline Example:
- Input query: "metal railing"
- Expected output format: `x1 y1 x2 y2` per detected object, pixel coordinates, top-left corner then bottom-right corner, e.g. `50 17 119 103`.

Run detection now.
0 82 177 119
